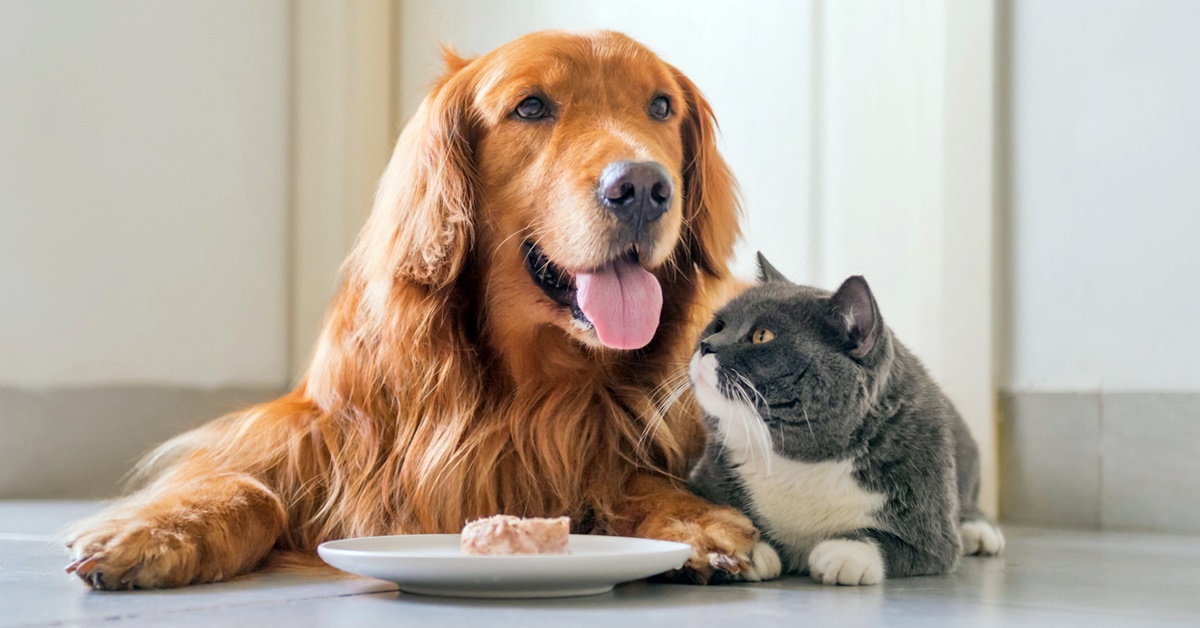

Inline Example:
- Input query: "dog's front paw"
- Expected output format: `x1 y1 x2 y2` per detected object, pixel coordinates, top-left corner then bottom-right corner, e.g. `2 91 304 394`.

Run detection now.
65 518 207 590
646 506 759 584
960 519 1005 556
808 539 884 586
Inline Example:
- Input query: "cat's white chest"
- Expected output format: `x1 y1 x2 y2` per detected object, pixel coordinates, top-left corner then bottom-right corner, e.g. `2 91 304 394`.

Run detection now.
734 450 886 570
690 352 886 571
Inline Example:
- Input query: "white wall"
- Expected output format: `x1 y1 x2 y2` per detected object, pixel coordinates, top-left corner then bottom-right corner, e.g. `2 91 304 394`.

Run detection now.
397 0 816 284
818 1 951 370
0 0 290 388
1009 0 1200 392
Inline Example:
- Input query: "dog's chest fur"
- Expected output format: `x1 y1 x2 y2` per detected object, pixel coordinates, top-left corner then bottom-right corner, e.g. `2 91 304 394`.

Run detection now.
730 447 885 571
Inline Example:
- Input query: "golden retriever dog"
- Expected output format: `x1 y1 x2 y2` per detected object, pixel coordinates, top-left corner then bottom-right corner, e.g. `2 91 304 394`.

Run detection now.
65 30 761 589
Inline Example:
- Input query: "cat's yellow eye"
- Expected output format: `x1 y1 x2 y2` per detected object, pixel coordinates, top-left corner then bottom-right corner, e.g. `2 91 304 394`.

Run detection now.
751 327 775 344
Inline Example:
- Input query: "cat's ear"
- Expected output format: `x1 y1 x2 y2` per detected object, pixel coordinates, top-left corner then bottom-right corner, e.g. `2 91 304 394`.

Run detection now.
830 275 881 359
756 252 791 284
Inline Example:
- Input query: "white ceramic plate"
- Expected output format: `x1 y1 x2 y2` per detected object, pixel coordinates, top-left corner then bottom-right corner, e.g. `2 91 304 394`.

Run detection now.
317 534 691 599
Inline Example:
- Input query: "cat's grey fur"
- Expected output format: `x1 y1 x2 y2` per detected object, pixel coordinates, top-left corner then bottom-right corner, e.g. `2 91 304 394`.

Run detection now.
686 254 1004 585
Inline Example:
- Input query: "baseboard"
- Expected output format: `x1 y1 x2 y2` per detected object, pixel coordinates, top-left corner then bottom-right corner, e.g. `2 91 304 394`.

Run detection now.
0 385 285 499
1000 391 1200 534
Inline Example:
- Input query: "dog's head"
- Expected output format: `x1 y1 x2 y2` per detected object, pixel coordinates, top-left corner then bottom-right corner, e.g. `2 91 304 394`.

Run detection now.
352 30 739 352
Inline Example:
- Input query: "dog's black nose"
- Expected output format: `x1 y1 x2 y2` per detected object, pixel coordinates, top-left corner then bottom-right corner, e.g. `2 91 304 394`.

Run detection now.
598 161 672 228
699 341 714 356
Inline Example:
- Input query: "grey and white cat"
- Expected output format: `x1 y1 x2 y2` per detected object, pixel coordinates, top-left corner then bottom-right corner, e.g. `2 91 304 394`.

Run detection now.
687 254 1004 585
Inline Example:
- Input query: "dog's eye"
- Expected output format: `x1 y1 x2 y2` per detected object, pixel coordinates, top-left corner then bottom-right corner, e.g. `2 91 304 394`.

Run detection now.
751 327 775 344
712 318 725 333
649 96 671 120
515 96 549 120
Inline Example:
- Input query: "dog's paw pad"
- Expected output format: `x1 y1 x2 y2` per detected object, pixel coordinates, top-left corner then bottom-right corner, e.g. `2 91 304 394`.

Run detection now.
808 539 884 586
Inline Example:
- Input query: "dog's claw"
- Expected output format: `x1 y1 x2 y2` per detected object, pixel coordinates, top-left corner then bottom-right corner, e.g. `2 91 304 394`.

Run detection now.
73 555 102 576
708 552 743 574
118 566 142 590
70 555 116 590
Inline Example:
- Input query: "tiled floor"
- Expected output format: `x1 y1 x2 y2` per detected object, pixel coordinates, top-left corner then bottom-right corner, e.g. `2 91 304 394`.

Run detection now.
3 501 1199 627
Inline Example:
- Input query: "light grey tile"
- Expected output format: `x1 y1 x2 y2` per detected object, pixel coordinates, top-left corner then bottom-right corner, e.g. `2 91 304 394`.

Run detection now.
100 587 1193 628
6 502 1200 628
0 532 396 627
999 392 1101 527
0 385 284 499
1102 393 1200 533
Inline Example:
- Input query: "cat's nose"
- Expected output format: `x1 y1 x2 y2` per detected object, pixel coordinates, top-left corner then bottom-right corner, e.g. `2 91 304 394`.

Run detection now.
699 342 714 356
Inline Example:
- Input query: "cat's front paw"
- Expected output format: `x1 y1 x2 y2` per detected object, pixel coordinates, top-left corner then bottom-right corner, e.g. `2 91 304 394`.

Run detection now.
960 519 1005 556
736 541 783 582
808 539 884 586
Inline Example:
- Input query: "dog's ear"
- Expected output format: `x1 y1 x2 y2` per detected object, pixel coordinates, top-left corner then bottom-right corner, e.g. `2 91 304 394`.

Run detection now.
671 66 741 279
351 52 478 291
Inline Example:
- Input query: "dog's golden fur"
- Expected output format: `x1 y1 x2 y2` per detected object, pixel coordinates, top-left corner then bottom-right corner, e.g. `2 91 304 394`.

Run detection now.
66 30 757 589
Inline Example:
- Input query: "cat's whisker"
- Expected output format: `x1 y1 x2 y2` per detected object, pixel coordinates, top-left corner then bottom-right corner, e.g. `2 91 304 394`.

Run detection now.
643 385 687 449
646 370 688 410
655 372 693 414
755 410 774 476
639 369 693 456
733 372 775 476
737 372 771 414
730 380 757 461
715 389 733 457
723 380 753 463
731 376 772 476
648 374 686 408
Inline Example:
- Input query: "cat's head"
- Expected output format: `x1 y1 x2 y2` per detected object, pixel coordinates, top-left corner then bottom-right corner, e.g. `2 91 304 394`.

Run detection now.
688 253 894 460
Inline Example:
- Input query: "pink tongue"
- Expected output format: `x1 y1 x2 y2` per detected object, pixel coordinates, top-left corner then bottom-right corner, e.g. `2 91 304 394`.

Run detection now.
574 260 663 350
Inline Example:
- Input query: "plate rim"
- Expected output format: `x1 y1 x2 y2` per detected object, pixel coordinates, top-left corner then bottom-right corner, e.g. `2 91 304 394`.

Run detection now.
316 533 692 598
317 533 692 560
